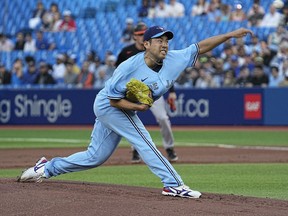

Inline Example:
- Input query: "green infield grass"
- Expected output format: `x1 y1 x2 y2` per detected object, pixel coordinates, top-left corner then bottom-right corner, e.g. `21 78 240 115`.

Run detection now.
0 128 288 148
2 163 288 200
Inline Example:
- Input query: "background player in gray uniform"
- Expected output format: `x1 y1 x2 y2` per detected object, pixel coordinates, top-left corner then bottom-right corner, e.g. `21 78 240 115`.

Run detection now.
18 26 253 199
116 22 178 163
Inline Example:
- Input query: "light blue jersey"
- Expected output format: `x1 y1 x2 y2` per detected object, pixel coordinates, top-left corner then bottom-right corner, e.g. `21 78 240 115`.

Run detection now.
96 43 199 110
44 43 199 187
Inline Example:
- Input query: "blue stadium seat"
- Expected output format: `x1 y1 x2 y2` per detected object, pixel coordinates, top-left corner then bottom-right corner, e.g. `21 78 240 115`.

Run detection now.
78 7 97 19
99 0 120 13
0 0 276 71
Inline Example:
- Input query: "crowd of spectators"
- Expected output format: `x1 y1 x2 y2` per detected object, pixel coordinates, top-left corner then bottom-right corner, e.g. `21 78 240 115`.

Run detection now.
1 0 288 89
0 50 117 88
174 31 288 88
136 0 288 88
0 1 76 52
29 1 77 32
138 0 287 28
138 0 185 18
0 30 56 52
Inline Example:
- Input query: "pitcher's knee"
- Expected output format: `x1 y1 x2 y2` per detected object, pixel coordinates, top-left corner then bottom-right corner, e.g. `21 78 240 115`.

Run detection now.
85 150 108 167
157 116 170 126
157 113 169 121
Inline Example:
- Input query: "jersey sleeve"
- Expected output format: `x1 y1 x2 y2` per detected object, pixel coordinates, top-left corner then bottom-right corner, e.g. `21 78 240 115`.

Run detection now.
106 65 130 100
164 43 199 81
175 43 199 68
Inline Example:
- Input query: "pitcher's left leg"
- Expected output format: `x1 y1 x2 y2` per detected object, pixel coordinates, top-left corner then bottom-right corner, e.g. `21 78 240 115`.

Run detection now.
102 109 183 187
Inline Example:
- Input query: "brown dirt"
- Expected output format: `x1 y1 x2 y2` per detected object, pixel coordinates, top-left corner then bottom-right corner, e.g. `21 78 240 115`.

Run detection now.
1 146 288 168
1 146 288 216
1 179 288 216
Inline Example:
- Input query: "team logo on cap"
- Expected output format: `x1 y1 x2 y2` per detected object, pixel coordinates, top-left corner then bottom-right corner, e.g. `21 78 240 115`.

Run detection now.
157 27 164 31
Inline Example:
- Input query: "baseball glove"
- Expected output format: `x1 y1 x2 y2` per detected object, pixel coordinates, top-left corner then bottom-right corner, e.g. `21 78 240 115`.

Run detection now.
126 78 153 106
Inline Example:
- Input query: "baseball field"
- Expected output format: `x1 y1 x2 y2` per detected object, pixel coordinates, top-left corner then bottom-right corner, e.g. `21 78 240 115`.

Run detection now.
1 126 288 215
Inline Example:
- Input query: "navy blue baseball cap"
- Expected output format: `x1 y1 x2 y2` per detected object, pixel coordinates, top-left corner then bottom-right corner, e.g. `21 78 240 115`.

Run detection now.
143 26 174 41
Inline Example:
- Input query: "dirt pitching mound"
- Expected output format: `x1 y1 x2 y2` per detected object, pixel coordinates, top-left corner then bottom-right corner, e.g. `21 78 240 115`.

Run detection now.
1 179 287 216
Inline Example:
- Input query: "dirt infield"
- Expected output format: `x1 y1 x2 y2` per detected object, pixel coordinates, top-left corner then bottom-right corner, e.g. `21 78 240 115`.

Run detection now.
1 146 288 215
1 146 288 168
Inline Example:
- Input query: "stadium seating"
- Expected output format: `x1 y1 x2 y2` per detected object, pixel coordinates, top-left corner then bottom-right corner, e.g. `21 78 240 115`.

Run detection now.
0 0 278 68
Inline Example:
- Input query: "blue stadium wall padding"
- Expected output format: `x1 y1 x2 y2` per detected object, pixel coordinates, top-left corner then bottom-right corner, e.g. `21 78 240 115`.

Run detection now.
1 88 288 125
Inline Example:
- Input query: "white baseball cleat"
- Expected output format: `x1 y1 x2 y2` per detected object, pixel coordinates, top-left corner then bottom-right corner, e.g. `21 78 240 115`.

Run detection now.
162 185 202 198
17 157 48 183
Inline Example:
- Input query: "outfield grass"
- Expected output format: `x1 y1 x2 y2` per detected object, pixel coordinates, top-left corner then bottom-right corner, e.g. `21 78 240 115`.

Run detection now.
1 129 288 148
2 163 288 200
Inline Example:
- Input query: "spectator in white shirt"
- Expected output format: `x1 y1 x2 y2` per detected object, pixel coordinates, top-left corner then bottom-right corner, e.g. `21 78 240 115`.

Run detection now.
148 0 157 18
260 4 283 27
52 54 66 83
268 64 283 87
154 0 171 18
0 33 14 51
51 12 62 32
267 25 287 56
191 0 209 16
24 33 37 52
168 0 185 17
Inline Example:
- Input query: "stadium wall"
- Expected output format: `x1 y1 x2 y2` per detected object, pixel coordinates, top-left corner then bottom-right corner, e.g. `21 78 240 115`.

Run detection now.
0 88 287 126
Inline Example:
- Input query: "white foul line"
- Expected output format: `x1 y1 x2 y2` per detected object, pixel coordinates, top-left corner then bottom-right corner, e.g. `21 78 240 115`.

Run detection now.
0 138 88 143
1 139 288 151
177 142 288 151
218 144 288 151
